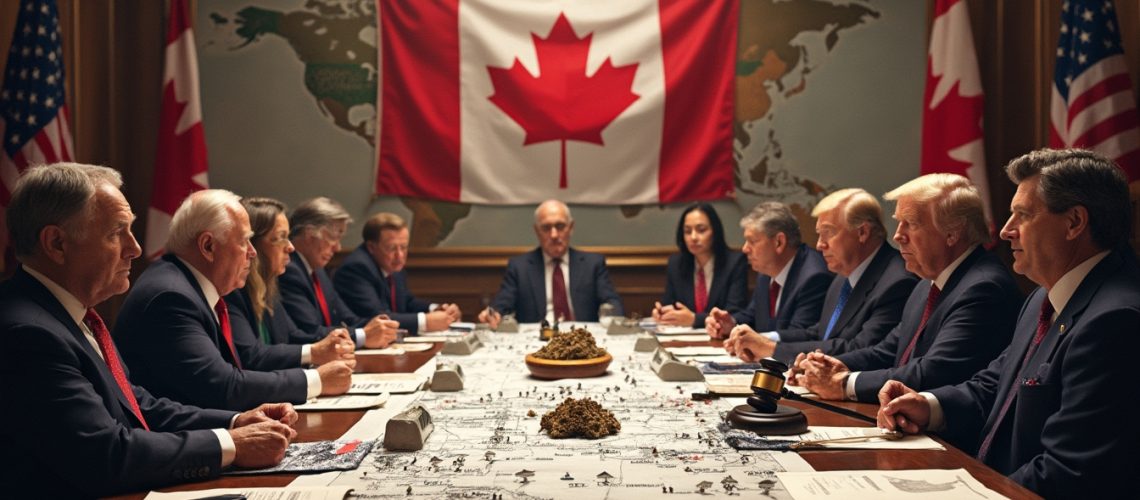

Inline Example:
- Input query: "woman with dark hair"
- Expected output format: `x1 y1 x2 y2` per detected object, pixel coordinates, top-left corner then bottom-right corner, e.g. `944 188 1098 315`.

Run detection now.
654 203 749 328
224 197 356 369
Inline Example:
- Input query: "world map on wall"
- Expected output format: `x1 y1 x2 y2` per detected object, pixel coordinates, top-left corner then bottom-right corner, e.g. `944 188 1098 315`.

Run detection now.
204 0 889 247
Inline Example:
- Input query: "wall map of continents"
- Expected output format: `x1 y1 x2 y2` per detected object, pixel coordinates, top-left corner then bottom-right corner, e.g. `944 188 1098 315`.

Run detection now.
199 0 923 248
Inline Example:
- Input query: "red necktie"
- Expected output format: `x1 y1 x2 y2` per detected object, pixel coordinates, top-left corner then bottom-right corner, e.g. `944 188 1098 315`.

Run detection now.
214 300 243 370
389 276 398 312
768 281 781 318
311 271 332 326
84 309 149 430
551 258 573 322
694 267 708 314
976 298 1054 462
898 284 941 366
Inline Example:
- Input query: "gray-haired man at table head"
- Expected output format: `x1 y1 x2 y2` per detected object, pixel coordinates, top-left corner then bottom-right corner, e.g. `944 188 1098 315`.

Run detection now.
723 189 918 364
706 201 834 339
791 173 1021 402
478 199 623 327
878 149 1140 498
0 163 295 497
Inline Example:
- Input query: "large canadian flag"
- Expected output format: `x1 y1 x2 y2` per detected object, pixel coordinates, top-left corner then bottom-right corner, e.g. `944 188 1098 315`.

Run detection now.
375 0 737 205
147 0 208 259
921 0 992 225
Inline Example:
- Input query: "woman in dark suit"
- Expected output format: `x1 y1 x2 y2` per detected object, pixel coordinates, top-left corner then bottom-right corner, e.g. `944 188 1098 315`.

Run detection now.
225 197 355 357
654 203 749 328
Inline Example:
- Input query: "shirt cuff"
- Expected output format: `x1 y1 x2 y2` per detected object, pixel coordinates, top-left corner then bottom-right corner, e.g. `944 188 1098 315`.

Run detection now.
213 428 236 468
920 392 945 432
304 368 322 399
844 372 860 401
354 328 366 348
300 344 312 365
418 312 427 332
761 331 781 342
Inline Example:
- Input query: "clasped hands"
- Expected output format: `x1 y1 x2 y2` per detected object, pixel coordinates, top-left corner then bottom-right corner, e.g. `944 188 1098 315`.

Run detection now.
652 301 695 327
783 350 850 401
426 303 462 331
229 402 299 468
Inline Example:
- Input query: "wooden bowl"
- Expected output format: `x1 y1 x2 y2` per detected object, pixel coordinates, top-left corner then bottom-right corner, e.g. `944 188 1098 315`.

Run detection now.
524 352 613 380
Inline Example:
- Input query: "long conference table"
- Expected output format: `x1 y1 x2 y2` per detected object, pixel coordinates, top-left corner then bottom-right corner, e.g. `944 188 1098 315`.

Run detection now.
108 332 1039 500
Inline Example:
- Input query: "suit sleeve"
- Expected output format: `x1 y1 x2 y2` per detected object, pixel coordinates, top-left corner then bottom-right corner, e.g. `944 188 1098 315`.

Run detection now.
694 254 750 328
851 276 1019 402
592 256 623 316
490 260 522 316
278 267 342 343
0 324 229 496
660 255 681 306
733 286 760 329
332 259 384 318
785 270 831 330
131 291 308 411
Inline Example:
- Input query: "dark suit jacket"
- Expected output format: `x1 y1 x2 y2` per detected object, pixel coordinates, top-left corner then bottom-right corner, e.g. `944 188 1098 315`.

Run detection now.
837 246 1022 402
489 247 623 322
114 255 309 411
279 251 368 343
225 288 305 370
334 244 431 333
772 244 918 363
930 250 1140 498
0 268 237 497
660 252 749 327
733 244 833 331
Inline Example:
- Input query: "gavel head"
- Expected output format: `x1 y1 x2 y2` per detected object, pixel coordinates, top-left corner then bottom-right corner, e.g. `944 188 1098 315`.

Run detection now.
746 358 789 413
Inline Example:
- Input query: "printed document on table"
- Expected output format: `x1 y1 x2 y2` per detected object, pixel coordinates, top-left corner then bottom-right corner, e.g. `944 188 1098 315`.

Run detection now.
778 468 1007 499
145 486 352 499
666 345 728 356
654 325 707 335
349 373 427 394
295 393 389 411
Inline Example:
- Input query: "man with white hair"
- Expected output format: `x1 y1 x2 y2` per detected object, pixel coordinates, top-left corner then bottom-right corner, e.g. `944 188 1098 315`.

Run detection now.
793 174 1022 403
115 190 354 411
478 200 623 327
724 189 918 364
1 164 296 496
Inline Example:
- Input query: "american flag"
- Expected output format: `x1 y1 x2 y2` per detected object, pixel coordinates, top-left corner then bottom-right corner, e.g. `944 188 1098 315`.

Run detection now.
0 0 73 271
1050 0 1140 180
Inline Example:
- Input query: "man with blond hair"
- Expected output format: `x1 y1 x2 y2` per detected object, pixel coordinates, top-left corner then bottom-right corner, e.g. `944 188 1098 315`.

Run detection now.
335 212 461 334
792 174 1021 403
115 190 354 411
724 189 918 364
1 164 296 496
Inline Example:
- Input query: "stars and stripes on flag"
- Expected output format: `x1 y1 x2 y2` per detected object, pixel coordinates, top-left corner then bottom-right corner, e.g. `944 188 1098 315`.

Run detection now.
375 0 737 205
0 0 73 271
1050 0 1140 180
146 0 209 259
921 0 993 226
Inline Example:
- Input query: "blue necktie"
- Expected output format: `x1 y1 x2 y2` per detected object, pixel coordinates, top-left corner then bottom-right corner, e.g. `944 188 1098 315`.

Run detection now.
822 279 852 340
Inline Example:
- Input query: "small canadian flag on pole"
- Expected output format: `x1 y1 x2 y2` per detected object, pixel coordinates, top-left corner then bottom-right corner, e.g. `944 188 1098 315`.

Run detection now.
147 0 208 259
921 0 992 226
375 0 738 205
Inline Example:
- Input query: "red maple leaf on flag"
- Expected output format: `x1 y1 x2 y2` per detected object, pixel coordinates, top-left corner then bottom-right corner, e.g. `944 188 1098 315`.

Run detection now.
487 13 640 189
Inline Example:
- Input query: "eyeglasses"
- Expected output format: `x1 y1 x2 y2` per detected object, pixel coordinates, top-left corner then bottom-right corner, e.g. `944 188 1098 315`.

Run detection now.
318 227 344 244
537 222 569 233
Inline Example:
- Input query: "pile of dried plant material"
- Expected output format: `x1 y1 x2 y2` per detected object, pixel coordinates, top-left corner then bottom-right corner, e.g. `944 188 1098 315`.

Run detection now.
531 327 607 360
540 398 620 439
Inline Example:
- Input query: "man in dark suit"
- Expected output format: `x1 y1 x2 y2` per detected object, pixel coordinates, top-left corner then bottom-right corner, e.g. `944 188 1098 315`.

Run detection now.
0 163 295 497
724 189 917 364
334 212 460 334
279 197 398 347
878 149 1140 498
793 174 1022 403
115 190 354 411
478 200 623 326
706 201 834 338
